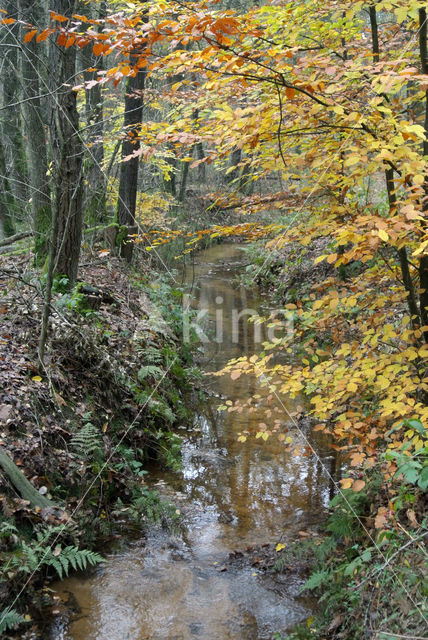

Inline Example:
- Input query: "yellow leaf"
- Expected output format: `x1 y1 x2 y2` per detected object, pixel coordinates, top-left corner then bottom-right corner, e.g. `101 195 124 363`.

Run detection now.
340 477 353 489
378 229 388 242
32 376 42 382
314 255 327 265
275 542 286 552
413 240 428 256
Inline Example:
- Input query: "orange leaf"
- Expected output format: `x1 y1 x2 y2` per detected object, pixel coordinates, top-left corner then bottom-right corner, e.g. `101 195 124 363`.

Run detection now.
24 29 38 43
340 477 353 489
93 42 104 57
65 35 75 48
285 86 295 99
37 28 53 43
50 12 69 22
0 18 15 25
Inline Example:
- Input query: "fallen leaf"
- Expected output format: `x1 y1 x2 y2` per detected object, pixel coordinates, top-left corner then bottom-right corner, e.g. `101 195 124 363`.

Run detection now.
352 479 366 492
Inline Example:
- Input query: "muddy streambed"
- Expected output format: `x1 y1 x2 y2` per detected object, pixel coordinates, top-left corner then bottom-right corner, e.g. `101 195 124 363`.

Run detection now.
52 245 338 640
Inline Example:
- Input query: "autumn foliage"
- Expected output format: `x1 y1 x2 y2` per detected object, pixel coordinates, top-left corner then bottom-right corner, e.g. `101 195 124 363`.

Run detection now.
13 1 428 495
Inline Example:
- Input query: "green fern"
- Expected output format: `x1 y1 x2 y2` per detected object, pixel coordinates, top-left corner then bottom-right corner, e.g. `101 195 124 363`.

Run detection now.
10 528 103 579
138 364 164 382
0 608 27 633
136 344 163 364
44 546 104 579
303 569 330 591
71 422 103 460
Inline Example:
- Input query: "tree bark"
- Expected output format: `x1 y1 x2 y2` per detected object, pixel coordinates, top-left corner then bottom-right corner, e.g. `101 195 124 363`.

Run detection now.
117 52 146 261
81 0 106 224
0 0 28 210
0 142 16 237
19 0 51 263
50 0 84 285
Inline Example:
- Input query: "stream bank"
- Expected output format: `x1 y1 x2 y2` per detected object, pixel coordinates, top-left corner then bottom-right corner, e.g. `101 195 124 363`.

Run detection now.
0 254 198 638
51 244 338 640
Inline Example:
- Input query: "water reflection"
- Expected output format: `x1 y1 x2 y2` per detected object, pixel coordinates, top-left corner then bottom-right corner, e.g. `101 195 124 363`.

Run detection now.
53 244 335 640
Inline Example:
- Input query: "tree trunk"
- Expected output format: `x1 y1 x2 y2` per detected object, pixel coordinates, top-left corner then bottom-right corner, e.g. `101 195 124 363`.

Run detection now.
50 0 84 285
0 1 28 210
81 0 106 224
117 53 146 261
19 0 51 263
370 6 422 331
0 142 16 237
418 8 428 342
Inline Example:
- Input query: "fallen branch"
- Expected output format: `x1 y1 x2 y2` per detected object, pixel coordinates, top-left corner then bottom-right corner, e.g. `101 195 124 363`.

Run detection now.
0 231 33 248
0 447 53 509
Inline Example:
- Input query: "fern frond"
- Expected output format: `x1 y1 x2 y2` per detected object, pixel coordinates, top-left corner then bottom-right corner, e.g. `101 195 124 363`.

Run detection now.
0 608 26 634
303 569 330 591
71 422 103 460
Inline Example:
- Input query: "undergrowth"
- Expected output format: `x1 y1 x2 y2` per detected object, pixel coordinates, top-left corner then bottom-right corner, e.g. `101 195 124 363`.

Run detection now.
0 259 201 637
276 474 427 640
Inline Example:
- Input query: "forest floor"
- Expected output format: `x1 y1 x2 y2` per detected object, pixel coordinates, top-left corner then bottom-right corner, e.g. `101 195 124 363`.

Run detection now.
0 249 198 638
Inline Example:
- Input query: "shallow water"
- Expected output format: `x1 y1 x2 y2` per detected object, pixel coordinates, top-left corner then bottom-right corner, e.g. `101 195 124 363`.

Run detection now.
52 245 338 640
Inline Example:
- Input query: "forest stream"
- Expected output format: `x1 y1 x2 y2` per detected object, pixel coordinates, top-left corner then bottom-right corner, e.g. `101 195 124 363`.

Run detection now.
51 245 338 640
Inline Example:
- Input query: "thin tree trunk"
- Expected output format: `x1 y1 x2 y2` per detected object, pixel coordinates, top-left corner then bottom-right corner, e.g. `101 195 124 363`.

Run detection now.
369 5 421 329
227 148 242 185
81 0 106 224
179 157 191 202
418 8 428 342
117 54 146 261
0 142 16 237
195 142 206 182
0 0 28 209
19 0 51 263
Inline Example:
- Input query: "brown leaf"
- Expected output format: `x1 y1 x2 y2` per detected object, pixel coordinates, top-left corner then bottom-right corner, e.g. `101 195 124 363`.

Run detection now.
0 404 12 423
406 509 418 527
374 507 388 529
352 479 366 492
328 614 343 632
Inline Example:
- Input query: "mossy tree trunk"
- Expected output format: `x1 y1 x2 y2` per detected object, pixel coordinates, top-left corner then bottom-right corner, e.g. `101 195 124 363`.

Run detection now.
0 447 53 509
